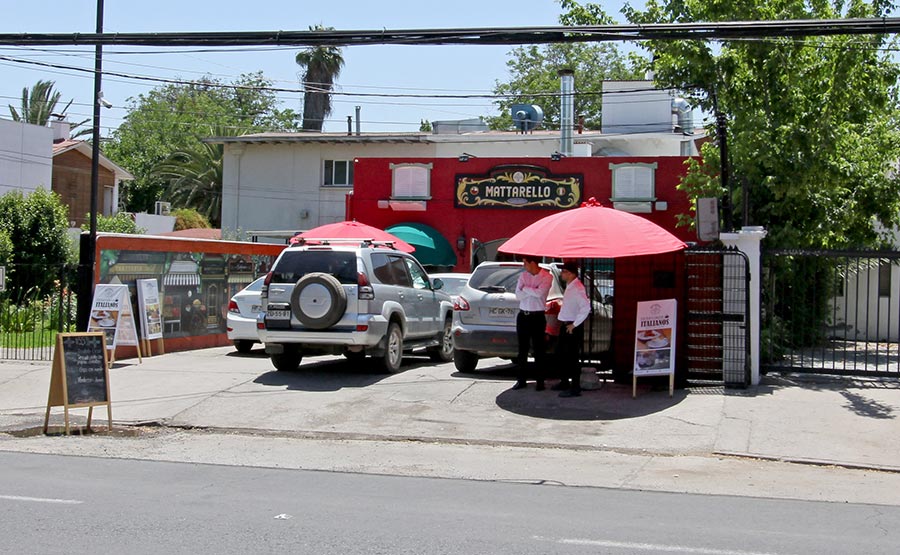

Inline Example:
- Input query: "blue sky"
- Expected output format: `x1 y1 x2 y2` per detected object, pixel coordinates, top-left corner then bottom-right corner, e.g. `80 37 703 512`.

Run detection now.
1 0 637 134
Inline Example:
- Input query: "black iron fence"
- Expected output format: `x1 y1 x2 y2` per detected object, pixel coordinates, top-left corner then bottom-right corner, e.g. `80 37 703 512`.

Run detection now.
762 249 900 377
0 263 79 361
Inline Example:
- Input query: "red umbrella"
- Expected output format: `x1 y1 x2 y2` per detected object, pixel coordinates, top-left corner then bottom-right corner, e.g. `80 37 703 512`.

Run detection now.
498 197 686 259
291 221 416 253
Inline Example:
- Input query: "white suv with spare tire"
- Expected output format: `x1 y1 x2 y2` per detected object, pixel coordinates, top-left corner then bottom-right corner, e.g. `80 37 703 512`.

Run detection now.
258 239 455 372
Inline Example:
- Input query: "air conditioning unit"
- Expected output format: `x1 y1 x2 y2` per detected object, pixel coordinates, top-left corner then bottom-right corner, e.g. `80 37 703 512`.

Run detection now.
155 201 172 216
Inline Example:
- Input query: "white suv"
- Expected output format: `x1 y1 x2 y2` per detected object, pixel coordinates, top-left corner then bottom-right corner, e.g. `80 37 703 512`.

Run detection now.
258 239 455 372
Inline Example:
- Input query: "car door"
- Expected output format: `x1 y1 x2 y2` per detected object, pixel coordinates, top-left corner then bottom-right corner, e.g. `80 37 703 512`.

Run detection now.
403 256 439 336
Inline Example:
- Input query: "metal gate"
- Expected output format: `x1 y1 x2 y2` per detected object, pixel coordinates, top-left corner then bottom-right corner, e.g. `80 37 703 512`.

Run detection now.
684 247 751 387
762 249 900 377
0 263 78 361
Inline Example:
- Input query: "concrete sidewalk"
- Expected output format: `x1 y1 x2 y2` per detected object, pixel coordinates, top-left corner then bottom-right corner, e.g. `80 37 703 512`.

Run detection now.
2 346 900 503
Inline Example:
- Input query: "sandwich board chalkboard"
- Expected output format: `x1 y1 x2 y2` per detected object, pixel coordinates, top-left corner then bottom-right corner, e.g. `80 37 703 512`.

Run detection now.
43 332 113 435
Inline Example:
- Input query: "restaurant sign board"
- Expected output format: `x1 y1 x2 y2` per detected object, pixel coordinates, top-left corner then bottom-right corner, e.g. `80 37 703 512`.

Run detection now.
455 165 582 209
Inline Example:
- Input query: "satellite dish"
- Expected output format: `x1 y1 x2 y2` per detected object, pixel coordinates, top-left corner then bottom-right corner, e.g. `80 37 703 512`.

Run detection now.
510 104 544 132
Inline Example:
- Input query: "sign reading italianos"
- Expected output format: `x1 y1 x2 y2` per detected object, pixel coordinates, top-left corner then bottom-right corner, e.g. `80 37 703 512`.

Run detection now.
455 165 582 209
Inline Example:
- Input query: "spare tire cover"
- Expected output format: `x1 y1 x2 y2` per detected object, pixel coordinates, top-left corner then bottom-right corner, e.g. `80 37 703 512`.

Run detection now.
290 272 347 329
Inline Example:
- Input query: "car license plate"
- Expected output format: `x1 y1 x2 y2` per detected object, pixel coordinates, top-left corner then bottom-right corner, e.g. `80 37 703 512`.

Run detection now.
267 309 290 320
486 307 516 318
250 304 261 313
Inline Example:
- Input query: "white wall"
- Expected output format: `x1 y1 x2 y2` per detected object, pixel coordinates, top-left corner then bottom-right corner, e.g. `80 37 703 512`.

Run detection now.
0 118 52 195
134 212 176 235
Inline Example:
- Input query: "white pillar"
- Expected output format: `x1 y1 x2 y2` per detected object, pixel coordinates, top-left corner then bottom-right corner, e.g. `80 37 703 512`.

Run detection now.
720 226 767 385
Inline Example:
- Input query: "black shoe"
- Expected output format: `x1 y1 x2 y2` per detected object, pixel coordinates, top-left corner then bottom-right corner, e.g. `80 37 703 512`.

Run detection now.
551 380 570 391
512 381 527 390
559 389 581 398
536 381 546 391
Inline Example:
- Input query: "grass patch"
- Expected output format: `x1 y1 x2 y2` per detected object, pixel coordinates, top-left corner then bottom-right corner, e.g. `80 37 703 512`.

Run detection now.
0 329 60 348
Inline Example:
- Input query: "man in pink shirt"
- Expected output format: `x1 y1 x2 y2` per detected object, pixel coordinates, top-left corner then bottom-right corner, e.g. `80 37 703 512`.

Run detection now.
513 256 553 391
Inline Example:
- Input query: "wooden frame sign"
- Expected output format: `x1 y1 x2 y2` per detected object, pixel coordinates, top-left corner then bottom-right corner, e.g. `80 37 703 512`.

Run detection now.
87 283 141 363
44 332 113 435
136 278 164 355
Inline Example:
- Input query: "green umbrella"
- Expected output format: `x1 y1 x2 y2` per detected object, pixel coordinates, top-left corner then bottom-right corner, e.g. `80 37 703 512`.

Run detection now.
385 223 457 267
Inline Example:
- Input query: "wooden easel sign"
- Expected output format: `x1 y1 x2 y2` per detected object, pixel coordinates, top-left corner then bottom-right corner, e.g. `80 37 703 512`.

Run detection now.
632 299 677 399
87 283 142 363
43 332 113 435
136 278 164 356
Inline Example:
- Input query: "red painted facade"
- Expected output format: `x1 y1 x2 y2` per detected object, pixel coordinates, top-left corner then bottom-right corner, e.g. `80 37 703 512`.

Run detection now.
347 156 697 272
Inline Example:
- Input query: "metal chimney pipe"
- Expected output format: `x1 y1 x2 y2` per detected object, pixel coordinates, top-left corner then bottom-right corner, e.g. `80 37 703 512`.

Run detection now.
558 69 574 157
346 116 352 136
355 105 361 136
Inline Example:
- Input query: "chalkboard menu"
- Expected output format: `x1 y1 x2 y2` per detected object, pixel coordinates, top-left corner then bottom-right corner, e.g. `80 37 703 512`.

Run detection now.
61 334 108 405
44 332 113 435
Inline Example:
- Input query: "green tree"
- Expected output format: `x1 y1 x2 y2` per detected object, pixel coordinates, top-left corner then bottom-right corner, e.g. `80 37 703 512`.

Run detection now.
419 119 432 132
81 213 146 234
562 0 900 249
105 72 300 214
295 25 345 131
151 124 251 228
0 188 73 301
171 208 211 231
8 79 88 133
488 40 641 130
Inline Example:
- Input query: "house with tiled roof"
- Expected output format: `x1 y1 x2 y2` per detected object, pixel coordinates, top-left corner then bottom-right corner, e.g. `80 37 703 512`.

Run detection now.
50 120 133 227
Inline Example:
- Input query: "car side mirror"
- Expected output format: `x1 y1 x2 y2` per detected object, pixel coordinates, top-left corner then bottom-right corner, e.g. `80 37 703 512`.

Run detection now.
432 277 444 290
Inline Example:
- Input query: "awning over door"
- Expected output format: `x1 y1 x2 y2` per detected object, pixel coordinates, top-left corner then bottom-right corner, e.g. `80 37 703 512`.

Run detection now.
385 222 457 267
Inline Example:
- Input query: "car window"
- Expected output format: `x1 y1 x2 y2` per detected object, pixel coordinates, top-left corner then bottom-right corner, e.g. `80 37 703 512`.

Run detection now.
468 266 522 292
404 258 429 290
272 251 357 284
389 256 413 287
437 277 468 295
244 277 266 292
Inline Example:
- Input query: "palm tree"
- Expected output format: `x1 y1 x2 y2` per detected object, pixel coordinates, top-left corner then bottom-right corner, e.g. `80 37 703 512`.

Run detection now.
295 25 345 131
151 124 246 228
9 80 89 135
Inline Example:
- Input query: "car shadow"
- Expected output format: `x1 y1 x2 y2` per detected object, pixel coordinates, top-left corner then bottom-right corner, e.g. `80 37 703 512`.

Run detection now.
253 354 441 392
225 348 268 358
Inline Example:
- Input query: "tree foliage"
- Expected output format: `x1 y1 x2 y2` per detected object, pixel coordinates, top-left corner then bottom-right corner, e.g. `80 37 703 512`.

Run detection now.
104 72 301 214
81 212 146 234
151 124 242 228
488 41 641 131
172 208 211 231
8 80 88 133
0 188 73 301
562 0 900 249
488 4 639 131
295 25 345 131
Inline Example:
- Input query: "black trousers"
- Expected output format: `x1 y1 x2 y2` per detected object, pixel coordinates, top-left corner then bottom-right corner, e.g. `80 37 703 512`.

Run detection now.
516 311 546 383
558 323 584 391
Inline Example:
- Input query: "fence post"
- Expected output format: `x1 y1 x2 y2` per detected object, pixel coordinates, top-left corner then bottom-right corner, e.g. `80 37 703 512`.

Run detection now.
720 226 767 385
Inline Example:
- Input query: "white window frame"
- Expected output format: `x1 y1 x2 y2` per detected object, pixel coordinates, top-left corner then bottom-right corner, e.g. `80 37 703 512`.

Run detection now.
390 163 432 199
609 162 657 202
323 159 354 187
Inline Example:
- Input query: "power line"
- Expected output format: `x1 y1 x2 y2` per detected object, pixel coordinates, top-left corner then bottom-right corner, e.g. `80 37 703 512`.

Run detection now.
2 18 900 47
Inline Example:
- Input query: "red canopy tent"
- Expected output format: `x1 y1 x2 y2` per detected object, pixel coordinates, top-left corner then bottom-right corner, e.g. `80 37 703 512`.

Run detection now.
291 221 415 253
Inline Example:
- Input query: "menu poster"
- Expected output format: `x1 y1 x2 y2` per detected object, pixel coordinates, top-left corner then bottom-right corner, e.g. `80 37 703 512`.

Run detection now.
87 284 123 349
87 284 139 350
633 299 677 377
136 279 163 340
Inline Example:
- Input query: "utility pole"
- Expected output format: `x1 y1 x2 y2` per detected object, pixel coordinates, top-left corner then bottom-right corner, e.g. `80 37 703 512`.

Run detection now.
712 91 733 232
77 0 104 331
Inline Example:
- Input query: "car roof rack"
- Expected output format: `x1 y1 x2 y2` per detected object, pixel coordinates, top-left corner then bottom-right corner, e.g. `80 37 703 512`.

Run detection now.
288 237 400 250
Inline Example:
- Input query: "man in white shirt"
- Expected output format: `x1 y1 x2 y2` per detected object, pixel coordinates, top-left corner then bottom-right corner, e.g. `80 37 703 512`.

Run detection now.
513 256 553 391
555 261 591 397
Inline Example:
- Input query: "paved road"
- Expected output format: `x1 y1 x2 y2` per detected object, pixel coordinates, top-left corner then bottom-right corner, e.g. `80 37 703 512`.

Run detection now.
2 347 900 507
3 451 900 555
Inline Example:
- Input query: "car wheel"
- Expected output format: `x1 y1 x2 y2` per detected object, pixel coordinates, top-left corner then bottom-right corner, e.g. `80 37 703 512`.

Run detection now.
427 317 454 362
453 349 479 373
290 272 347 329
271 347 302 371
234 340 254 354
377 322 403 373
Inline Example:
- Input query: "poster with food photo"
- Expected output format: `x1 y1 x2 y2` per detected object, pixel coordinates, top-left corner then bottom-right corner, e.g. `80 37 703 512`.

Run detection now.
633 299 677 376
137 279 163 340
